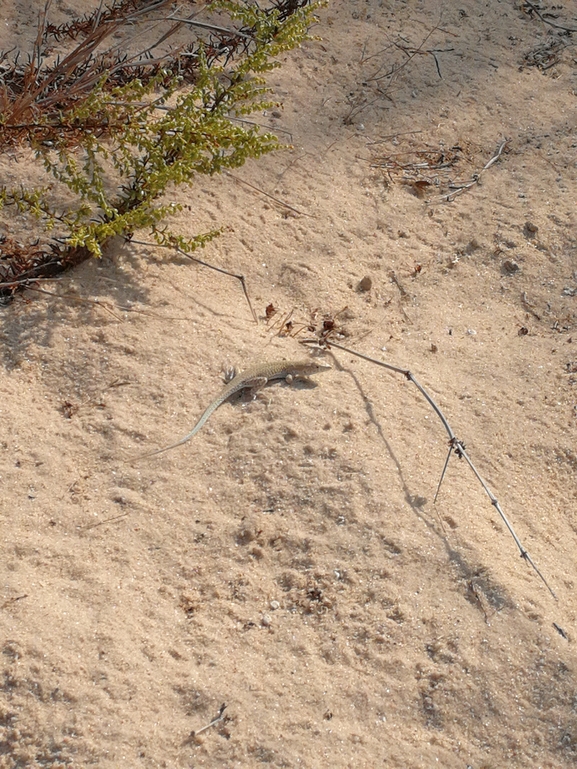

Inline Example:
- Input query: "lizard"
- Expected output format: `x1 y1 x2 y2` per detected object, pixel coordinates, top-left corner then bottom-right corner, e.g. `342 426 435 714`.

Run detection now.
131 358 330 460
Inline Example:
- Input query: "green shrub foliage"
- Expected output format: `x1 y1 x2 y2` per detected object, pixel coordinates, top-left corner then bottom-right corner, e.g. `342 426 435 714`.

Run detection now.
0 0 318 267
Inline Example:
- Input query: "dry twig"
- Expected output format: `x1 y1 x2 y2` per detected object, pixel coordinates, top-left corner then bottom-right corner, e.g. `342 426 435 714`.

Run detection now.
80 512 130 531
522 1 577 33
301 338 556 599
432 139 509 203
190 703 228 740
1 594 28 609
225 172 312 218
128 238 258 323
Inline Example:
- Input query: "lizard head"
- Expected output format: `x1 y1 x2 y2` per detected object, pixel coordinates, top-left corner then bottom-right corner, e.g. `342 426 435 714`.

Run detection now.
301 359 331 374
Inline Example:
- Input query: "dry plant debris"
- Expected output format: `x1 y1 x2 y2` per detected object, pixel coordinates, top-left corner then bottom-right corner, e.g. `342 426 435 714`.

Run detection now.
370 138 510 203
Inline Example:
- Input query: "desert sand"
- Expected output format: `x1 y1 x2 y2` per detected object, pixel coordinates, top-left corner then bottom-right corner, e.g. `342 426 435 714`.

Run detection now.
1 0 577 767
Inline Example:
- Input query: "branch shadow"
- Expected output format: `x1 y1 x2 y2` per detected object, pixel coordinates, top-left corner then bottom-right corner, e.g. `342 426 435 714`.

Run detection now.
328 351 513 611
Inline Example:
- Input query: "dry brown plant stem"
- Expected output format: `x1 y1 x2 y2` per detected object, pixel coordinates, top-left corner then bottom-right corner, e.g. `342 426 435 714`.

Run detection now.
302 338 556 599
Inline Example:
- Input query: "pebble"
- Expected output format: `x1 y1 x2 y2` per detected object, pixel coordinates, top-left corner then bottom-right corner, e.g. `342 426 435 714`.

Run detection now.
357 275 372 292
270 600 280 610
502 259 520 274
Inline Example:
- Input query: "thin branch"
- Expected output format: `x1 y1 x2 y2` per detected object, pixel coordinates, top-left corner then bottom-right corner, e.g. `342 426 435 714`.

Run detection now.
80 512 129 531
228 115 294 140
365 24 441 83
434 446 453 503
163 16 254 40
365 129 424 146
301 338 556 599
190 703 228 739
128 238 258 323
433 139 509 203
114 305 196 321
522 1 577 32
225 172 313 218
101 102 295 140
0 276 61 289
1 594 29 609
92 0 106 30
343 92 393 125
521 292 542 321
455 442 553 595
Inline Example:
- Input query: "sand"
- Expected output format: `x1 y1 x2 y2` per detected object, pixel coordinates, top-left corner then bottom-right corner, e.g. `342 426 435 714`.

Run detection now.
1 0 577 767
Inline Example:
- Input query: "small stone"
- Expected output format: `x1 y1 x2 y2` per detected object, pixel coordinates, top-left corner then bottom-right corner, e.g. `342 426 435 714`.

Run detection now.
502 259 520 275
270 600 280 610
357 275 372 292
271 110 282 118
464 238 480 254
525 221 539 235
249 547 264 560
261 614 272 627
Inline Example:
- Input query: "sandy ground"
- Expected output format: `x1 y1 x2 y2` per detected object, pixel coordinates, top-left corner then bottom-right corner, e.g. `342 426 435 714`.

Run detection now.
1 0 577 767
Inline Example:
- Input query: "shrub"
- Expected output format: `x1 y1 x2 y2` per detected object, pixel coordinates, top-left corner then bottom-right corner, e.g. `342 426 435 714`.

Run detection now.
0 0 318 293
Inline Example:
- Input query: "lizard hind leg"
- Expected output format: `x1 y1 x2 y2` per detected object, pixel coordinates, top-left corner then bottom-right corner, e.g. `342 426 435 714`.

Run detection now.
244 376 268 401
